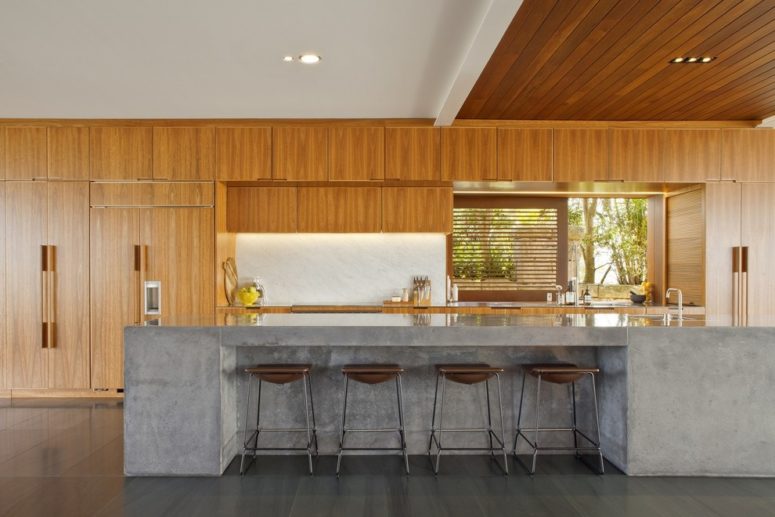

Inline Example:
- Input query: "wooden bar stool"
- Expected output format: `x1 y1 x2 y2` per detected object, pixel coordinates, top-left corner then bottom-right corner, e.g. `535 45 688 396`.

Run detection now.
513 363 604 475
337 364 408 477
428 364 509 475
240 363 318 475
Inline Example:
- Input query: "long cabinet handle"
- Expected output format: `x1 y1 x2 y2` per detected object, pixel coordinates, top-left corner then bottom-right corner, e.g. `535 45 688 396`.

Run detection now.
741 246 749 326
732 247 739 326
41 245 49 348
48 245 57 348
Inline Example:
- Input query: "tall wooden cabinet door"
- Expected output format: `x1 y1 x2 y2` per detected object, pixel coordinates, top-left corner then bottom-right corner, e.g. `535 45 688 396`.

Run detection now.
329 127 385 181
298 187 382 232
90 208 139 389
385 127 440 181
721 129 775 182
4 127 47 180
153 127 215 180
609 129 663 182
90 127 153 180
554 129 609 182
48 127 90 181
0 183 5 389
497 128 552 181
383 187 452 232
741 183 775 326
47 182 90 389
704 183 741 325
273 127 328 180
663 129 720 182
141 208 214 322
216 127 272 181
6 182 48 388
441 128 497 181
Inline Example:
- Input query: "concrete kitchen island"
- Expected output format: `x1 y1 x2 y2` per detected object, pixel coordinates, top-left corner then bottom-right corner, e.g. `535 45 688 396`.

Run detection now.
123 313 775 477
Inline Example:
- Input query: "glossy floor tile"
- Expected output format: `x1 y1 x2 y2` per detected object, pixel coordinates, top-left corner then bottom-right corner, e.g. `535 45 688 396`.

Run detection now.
0 399 773 516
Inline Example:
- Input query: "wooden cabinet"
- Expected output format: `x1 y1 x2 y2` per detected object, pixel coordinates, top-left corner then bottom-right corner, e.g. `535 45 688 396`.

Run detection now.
441 128 497 181
329 127 384 181
0 183 5 389
721 129 775 182
704 183 740 325
663 129 720 182
666 189 705 306
298 187 381 232
153 127 215 180
385 127 440 181
4 127 47 180
497 128 552 181
609 129 663 182
4 181 89 389
382 187 452 232
226 187 297 232
273 127 328 181
0 128 4 179
90 127 153 180
740 183 775 326
48 127 90 180
216 127 272 181
553 128 608 182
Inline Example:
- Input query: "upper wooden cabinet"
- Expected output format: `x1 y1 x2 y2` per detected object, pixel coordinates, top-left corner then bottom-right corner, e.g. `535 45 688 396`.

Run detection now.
441 127 497 181
609 129 663 182
90 127 153 180
382 187 452 233
497 128 552 181
273 127 328 181
385 127 440 181
298 187 381 232
48 127 90 180
663 129 720 182
721 129 775 182
226 187 297 232
90 182 214 207
3 127 47 180
216 127 272 181
153 127 215 180
553 128 608 182
329 127 384 181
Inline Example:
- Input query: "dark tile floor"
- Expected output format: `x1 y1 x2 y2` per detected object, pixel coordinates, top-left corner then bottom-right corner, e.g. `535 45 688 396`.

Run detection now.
0 399 773 517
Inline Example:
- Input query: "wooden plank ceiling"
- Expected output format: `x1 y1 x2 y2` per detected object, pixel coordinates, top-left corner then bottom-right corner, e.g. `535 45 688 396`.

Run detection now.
458 0 775 121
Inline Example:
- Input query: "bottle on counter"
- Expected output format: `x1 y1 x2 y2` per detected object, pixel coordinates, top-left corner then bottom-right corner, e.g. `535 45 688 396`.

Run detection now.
565 280 576 305
583 287 592 305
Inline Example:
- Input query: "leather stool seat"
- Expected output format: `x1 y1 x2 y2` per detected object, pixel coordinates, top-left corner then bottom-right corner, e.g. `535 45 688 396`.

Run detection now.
436 363 505 384
342 364 404 384
245 364 312 384
523 363 599 385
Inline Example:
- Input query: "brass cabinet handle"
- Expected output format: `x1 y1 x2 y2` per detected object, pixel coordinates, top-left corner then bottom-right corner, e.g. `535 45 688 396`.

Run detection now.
48 245 57 348
41 245 48 348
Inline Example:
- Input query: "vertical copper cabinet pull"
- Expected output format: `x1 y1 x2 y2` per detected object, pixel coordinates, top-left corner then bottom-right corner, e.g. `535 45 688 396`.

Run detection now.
41 245 49 348
741 246 749 326
134 245 141 272
48 245 57 348
732 247 740 326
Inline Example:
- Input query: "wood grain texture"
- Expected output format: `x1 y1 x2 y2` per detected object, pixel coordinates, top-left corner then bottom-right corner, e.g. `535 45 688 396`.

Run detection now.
382 187 452 233
497 128 552 181
140 208 214 324
4 127 47 180
440 128 497 181
216 127 271 181
553 128 608 181
329 127 384 181
47 127 89 180
0 184 5 388
741 183 775 326
153 127 215 180
663 129 720 182
666 189 705 307
5 182 48 388
90 127 152 180
609 129 663 182
0 128 4 179
297 187 381 232
215 182 236 307
459 0 775 121
385 127 440 181
272 127 328 181
47 182 90 389
226 187 297 232
90 208 139 389
646 195 664 305
90 182 214 207
704 183 740 325
721 129 775 182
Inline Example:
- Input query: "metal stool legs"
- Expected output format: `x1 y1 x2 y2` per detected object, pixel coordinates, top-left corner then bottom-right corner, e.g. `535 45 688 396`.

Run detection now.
427 372 509 475
513 371 604 475
240 371 319 475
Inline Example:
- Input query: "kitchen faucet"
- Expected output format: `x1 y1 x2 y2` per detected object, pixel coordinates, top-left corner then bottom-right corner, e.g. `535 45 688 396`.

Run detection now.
665 288 683 321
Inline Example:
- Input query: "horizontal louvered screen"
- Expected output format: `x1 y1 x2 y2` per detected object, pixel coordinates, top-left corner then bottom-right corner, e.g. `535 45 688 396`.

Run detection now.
452 207 559 291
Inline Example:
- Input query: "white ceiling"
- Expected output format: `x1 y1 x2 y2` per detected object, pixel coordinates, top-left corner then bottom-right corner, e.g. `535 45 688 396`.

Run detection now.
0 0 502 119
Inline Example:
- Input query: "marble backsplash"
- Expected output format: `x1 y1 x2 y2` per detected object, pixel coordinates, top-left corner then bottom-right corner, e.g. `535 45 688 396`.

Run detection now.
235 233 447 305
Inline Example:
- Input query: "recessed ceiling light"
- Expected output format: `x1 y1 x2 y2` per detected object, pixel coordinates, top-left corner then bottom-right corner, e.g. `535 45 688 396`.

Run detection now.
283 56 294 62
670 56 715 64
671 57 684 63
299 54 321 64
686 57 698 63
701 56 713 63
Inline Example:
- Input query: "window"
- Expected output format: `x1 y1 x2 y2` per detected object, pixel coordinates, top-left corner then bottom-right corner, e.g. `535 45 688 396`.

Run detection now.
450 196 567 301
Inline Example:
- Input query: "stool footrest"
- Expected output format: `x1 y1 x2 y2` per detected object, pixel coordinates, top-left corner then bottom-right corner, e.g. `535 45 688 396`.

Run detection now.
342 428 403 433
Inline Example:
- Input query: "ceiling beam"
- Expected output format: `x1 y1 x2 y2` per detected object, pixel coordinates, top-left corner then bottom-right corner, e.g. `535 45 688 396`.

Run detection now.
433 0 524 127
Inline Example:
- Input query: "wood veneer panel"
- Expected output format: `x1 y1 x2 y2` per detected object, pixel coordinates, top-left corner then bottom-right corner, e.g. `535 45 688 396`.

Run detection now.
666 189 705 307
497 128 552 181
382 187 452 233
90 182 214 207
329 127 384 181
272 127 328 181
298 187 381 232
721 129 775 182
553 128 608 181
385 127 440 181
90 127 152 180
609 129 663 182
226 187 297 232
741 183 775 326
153 127 215 180
0 183 5 388
48 127 89 180
704 183 740 325
216 127 272 181
4 127 47 180
440 128 497 181
663 130 720 182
